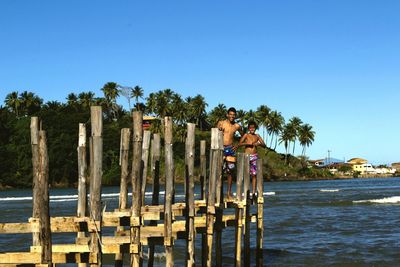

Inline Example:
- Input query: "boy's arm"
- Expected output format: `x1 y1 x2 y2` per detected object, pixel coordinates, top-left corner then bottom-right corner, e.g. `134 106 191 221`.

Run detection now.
256 134 267 148
238 134 248 147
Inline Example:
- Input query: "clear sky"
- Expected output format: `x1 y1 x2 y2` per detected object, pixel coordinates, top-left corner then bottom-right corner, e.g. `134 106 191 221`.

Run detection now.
1 0 399 165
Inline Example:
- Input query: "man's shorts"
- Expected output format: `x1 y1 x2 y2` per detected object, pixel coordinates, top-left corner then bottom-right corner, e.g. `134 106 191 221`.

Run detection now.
249 153 258 176
223 145 236 174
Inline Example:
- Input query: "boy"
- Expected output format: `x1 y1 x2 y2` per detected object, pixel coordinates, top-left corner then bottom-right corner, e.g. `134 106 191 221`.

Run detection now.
238 121 266 199
217 107 243 199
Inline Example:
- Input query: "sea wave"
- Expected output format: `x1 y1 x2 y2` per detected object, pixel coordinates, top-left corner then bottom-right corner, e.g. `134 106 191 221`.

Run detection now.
353 196 400 204
320 189 340 193
264 192 276 196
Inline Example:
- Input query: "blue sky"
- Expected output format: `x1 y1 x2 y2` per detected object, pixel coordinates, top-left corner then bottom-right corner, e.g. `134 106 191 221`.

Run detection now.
1 1 399 164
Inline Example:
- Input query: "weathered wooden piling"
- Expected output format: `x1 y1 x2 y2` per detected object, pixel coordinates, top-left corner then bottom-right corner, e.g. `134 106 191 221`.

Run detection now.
148 133 161 267
30 117 40 246
200 140 207 267
206 128 220 267
256 159 264 267
200 140 207 201
77 123 88 219
38 130 52 266
215 130 224 267
185 123 196 266
164 117 174 267
141 130 151 205
243 154 251 267
90 106 103 267
235 153 245 267
77 123 88 267
115 128 130 266
131 111 144 266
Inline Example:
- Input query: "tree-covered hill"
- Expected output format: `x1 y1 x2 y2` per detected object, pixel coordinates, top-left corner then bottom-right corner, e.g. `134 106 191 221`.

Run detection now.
0 85 319 188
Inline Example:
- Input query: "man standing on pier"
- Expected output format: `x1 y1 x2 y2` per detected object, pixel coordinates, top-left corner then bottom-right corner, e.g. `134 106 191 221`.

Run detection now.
217 107 243 199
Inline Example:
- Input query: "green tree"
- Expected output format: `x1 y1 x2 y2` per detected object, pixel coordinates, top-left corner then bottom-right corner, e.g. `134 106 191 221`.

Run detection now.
207 103 226 126
288 117 303 155
267 110 284 150
131 86 144 110
298 123 315 156
4 91 21 117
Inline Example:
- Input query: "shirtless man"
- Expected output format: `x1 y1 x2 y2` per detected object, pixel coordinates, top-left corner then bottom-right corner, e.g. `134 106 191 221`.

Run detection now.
238 121 266 198
217 107 243 199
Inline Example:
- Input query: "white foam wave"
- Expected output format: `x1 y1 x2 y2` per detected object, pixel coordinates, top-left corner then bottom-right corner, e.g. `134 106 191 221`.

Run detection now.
143 252 166 260
354 196 400 204
0 196 32 201
264 192 276 196
320 189 340 193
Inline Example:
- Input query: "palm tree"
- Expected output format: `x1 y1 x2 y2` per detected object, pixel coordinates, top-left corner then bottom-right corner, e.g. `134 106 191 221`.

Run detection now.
267 111 285 150
188 94 208 130
279 123 296 164
66 93 78 106
131 86 144 110
101 82 120 120
288 117 303 155
78 91 95 109
298 124 315 156
4 91 20 117
207 103 226 126
256 104 271 141
19 91 42 116
236 109 246 129
101 82 119 102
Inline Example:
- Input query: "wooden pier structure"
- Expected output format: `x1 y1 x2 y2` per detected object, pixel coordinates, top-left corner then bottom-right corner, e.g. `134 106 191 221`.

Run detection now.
0 107 265 266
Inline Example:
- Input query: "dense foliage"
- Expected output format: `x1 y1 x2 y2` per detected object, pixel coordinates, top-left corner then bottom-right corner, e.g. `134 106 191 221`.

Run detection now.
0 85 316 188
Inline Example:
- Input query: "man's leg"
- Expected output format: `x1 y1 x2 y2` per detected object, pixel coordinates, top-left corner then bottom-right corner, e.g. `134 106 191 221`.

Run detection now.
227 173 233 198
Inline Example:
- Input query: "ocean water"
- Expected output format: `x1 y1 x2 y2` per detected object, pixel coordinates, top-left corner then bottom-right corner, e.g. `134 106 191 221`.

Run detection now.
1 177 400 266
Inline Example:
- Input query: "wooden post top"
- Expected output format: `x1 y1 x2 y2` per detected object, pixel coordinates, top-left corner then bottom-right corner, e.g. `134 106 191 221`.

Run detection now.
90 106 102 137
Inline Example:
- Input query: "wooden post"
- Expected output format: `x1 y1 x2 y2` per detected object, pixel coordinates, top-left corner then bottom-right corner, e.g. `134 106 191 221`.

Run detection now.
77 123 87 218
243 154 251 267
206 128 219 267
131 111 143 267
256 159 264 267
185 123 196 266
235 153 245 267
90 106 102 267
77 123 87 267
200 140 207 267
38 130 52 266
116 128 130 267
141 130 151 205
148 133 161 267
164 117 174 267
119 128 131 211
31 117 40 246
200 140 207 201
215 131 224 267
